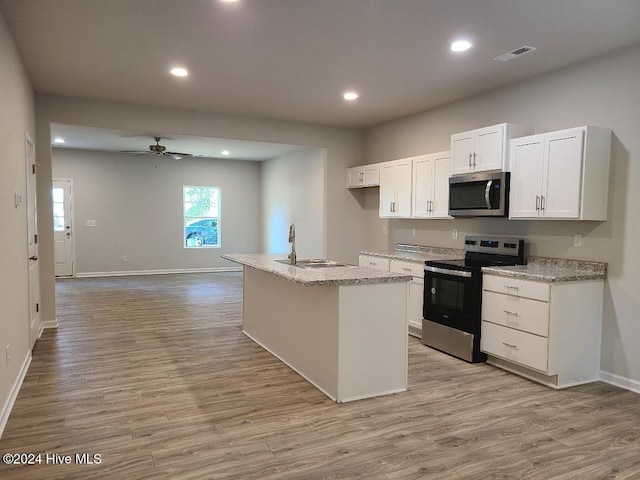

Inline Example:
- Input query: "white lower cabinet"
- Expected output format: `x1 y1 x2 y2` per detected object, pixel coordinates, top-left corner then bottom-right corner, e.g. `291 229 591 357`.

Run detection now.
481 274 604 388
389 260 424 338
359 255 424 338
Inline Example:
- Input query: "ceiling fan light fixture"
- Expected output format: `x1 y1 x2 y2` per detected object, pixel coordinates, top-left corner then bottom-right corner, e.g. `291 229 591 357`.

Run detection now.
343 91 359 101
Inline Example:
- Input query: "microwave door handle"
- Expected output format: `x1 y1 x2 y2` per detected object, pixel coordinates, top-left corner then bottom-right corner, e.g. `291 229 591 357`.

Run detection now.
485 180 493 209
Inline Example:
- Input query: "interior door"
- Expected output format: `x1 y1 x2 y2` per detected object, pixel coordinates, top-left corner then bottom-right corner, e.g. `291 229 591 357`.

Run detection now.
26 136 40 348
53 179 74 276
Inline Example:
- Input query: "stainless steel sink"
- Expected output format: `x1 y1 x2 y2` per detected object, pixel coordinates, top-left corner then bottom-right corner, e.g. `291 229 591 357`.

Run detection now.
275 259 350 268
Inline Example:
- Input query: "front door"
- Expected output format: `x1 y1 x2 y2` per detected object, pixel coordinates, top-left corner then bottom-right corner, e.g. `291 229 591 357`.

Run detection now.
53 179 74 276
26 136 40 348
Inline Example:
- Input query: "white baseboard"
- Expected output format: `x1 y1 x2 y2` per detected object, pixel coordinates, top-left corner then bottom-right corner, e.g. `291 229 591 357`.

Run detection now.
75 266 242 278
600 370 640 394
39 318 59 337
0 350 32 439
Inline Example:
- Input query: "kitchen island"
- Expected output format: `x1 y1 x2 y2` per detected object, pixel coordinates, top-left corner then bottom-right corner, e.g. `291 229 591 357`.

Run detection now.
222 254 412 402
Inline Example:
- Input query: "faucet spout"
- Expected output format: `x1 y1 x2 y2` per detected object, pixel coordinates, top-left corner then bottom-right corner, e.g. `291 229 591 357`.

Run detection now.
287 223 296 265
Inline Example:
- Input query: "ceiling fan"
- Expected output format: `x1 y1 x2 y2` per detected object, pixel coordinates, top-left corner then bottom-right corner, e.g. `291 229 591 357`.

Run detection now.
120 136 193 159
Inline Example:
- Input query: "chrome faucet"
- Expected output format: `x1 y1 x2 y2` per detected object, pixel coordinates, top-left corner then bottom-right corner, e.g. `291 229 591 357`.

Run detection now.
287 223 297 265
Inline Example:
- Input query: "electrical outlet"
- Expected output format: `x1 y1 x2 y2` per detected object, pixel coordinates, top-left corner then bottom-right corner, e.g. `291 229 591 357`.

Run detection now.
6 345 10 366
382 224 388 235
452 229 458 240
122 255 128 262
574 234 583 247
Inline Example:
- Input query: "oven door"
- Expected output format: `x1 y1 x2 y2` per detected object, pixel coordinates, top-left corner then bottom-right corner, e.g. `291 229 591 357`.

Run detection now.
422 266 481 334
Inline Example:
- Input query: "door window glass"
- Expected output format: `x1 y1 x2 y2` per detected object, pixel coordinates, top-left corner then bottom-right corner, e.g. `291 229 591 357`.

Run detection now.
52 187 65 232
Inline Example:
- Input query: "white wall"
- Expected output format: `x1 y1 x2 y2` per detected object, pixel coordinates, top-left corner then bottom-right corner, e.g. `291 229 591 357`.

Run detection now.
52 148 261 274
261 148 326 259
365 44 640 387
0 12 35 434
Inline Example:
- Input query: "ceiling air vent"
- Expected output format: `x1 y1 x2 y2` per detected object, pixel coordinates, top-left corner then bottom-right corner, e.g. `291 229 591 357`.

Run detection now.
493 46 537 62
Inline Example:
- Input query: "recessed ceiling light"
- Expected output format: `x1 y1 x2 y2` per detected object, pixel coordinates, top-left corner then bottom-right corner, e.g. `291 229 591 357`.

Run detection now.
170 67 189 77
53 137 65 144
451 40 472 52
343 92 359 101
221 150 230 156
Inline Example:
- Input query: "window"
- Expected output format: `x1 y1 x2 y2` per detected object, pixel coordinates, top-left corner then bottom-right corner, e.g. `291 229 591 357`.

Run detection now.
183 186 220 248
52 187 65 232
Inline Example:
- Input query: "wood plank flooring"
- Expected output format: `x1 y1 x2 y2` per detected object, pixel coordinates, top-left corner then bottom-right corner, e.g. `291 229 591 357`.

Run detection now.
1 272 639 479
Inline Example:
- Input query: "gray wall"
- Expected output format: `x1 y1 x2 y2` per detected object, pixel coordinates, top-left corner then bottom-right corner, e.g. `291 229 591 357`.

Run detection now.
365 44 640 386
261 148 326 259
52 149 261 274
0 13 35 431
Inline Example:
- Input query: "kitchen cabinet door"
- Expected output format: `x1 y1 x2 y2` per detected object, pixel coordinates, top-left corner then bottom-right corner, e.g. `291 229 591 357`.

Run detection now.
543 129 584 218
432 153 451 217
509 135 545 218
379 158 411 218
473 124 505 171
411 155 434 218
347 164 380 188
411 151 451 218
451 132 475 175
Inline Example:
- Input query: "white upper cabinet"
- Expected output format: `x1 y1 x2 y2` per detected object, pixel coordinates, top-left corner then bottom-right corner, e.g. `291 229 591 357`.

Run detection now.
411 151 452 218
379 158 412 218
451 123 530 175
509 126 611 220
347 164 380 188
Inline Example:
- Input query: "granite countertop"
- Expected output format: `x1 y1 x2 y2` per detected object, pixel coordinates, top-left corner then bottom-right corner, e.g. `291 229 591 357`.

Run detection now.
483 256 607 283
359 245 465 264
221 254 412 287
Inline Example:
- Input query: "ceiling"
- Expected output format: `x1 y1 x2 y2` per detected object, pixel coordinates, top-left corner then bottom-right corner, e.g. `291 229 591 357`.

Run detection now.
49 124 304 161
2 0 640 155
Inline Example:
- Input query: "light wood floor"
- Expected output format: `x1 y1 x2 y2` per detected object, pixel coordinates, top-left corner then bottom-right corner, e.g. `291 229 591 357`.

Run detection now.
1 273 639 479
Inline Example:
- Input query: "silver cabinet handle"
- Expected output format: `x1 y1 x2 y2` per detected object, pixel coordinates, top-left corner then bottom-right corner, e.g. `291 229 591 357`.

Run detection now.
536 195 540 211
359 171 364 182
473 152 477 167
503 310 519 317
541 195 545 211
402 267 412 272
468 153 472 168
502 342 518 349
504 285 519 291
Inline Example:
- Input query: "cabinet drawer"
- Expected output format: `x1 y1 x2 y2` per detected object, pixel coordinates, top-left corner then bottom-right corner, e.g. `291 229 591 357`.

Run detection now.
481 321 549 372
358 255 390 271
483 274 550 301
482 291 550 337
389 260 424 277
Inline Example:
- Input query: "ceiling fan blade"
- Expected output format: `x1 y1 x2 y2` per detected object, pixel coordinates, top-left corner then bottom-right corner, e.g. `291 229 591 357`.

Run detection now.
166 151 194 157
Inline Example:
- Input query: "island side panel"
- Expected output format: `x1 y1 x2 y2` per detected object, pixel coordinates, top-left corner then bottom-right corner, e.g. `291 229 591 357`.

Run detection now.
242 266 340 400
337 281 409 402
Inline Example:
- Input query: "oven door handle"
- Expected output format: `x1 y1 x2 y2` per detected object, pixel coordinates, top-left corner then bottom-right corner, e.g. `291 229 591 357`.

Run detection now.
424 266 473 278
485 180 493 209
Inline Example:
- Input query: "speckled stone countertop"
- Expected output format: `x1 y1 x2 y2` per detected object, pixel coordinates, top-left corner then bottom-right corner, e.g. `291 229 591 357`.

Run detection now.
222 254 412 286
359 244 465 264
483 256 607 283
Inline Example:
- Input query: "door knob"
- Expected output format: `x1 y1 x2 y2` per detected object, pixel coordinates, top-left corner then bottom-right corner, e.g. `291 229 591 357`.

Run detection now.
66 232 71 237
29 255 38 261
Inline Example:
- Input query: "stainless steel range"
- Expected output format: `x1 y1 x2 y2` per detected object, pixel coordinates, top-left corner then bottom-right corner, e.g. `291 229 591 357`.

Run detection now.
422 235 525 363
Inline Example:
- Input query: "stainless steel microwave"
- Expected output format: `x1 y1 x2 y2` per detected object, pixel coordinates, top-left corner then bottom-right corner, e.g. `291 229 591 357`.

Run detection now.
448 171 509 217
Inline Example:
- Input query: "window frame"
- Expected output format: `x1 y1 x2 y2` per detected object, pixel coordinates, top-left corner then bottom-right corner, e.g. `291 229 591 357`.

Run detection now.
183 185 221 249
